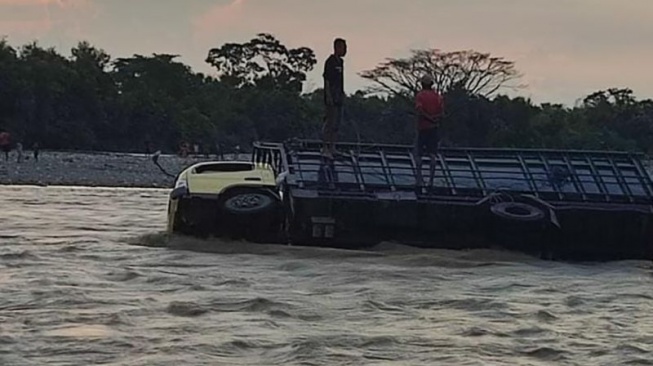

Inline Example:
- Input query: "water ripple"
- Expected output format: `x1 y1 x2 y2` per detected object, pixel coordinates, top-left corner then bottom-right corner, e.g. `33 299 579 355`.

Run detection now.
0 185 652 365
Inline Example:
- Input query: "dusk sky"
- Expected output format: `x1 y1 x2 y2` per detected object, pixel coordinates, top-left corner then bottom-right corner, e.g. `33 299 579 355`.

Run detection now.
1 0 652 105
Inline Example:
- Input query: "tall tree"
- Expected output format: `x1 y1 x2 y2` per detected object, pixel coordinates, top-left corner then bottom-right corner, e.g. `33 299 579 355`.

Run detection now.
0 38 19 128
15 42 88 148
581 88 653 151
206 33 316 93
111 53 205 149
1 37 652 154
359 49 522 100
69 41 116 149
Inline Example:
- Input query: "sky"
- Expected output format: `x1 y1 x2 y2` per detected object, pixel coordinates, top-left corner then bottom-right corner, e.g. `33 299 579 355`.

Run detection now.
1 0 652 105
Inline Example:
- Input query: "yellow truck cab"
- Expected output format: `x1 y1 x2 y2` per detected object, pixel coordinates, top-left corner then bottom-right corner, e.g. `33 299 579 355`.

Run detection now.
166 160 284 242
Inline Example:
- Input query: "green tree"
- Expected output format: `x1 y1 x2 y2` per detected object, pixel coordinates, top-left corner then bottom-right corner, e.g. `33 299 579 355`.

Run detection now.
69 41 116 149
206 33 316 93
111 53 208 149
15 42 91 148
359 49 522 100
0 36 651 155
0 38 19 130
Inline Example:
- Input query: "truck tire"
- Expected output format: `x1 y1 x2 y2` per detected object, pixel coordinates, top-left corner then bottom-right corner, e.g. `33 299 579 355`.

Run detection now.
222 188 276 216
490 202 545 223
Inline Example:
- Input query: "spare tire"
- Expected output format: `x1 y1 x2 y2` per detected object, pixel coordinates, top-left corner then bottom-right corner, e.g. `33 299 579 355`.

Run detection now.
490 202 545 222
222 189 276 215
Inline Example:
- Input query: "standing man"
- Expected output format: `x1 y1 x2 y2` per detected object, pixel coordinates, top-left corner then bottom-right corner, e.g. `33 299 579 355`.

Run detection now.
16 142 23 163
33 142 40 162
414 75 444 188
322 38 347 158
0 129 10 161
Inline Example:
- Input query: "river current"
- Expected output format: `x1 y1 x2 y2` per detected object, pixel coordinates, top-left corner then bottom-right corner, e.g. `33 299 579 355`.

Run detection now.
1 185 652 365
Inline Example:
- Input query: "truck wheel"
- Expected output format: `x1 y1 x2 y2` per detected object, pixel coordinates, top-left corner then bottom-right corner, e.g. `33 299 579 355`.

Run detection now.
222 188 276 215
490 202 545 223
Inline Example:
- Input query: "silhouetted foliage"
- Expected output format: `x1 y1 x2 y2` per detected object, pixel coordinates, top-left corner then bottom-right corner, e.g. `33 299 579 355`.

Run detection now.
359 49 523 100
0 35 652 155
206 33 316 94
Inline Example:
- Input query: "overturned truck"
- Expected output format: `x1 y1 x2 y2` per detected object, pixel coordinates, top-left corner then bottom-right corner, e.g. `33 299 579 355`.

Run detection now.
169 139 653 261
256 139 653 261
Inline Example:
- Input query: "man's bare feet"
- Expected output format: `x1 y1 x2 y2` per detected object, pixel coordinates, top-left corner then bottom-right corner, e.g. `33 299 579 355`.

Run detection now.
321 146 333 159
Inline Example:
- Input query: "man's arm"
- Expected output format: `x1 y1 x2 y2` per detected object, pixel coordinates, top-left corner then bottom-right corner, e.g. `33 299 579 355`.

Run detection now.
324 79 334 105
415 97 440 124
417 109 439 124
437 94 445 121
323 57 335 106
431 96 444 124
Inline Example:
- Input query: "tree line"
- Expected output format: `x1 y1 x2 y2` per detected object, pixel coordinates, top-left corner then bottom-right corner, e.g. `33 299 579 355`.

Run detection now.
0 33 652 154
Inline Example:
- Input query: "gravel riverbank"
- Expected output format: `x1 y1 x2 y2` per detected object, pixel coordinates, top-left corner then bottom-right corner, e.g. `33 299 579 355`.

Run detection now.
0 150 246 188
3 149 651 189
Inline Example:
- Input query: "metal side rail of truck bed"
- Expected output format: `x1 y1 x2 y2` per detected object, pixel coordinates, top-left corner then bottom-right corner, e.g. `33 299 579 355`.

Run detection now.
252 139 653 261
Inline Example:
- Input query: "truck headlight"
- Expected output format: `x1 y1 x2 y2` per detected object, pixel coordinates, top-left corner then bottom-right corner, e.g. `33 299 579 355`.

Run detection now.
175 177 187 189
170 177 189 199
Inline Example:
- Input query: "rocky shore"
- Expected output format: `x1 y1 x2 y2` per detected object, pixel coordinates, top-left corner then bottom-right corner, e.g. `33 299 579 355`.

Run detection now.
0 150 246 189
3 149 651 190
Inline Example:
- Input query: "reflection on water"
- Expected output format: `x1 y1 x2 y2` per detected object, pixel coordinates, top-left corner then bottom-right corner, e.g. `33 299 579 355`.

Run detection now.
0 185 652 366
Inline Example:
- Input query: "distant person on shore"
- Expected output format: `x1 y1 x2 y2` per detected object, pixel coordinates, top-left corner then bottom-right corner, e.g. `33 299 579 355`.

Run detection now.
0 130 11 161
321 37 347 159
234 145 241 160
16 142 23 163
144 138 153 156
414 75 444 188
179 142 189 158
214 142 223 160
33 142 40 162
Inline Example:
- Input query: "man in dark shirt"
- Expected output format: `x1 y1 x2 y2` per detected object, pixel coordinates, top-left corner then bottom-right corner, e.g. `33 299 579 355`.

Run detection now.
322 38 347 158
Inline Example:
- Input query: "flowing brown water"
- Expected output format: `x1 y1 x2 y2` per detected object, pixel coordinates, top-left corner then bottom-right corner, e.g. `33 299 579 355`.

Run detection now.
1 185 652 365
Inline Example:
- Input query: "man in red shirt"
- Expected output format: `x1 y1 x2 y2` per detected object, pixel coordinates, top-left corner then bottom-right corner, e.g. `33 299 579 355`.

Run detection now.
414 75 444 188
0 129 10 161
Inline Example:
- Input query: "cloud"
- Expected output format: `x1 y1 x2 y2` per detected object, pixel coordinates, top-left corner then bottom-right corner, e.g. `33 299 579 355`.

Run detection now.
192 0 246 41
190 0 422 92
0 20 51 36
0 0 96 39
3 0 648 104
0 0 51 4
193 0 653 101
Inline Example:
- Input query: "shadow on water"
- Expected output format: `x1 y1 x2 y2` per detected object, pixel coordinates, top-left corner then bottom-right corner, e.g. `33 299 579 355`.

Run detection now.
125 231 556 269
127 232 386 259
